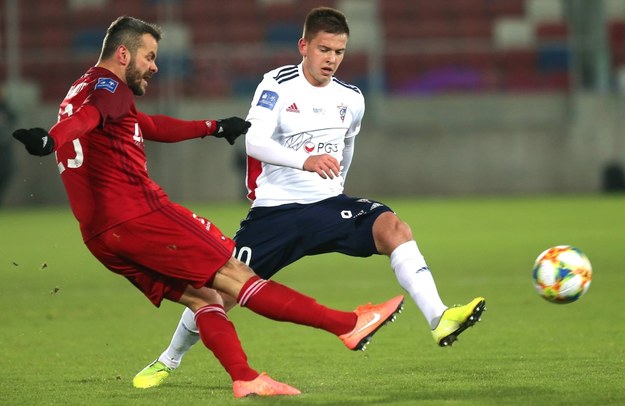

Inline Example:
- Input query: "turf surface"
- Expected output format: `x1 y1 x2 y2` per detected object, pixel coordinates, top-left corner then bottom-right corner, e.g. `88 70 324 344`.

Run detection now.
1 195 623 405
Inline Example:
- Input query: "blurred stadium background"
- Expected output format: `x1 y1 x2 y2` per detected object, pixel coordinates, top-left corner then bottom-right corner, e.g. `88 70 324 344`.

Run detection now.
1 0 625 206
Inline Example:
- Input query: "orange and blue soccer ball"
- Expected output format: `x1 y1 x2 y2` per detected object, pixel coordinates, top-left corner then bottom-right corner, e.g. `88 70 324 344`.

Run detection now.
532 245 592 304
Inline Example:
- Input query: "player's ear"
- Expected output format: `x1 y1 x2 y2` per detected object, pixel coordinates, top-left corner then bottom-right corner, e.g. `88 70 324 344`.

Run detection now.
298 38 307 57
117 45 131 66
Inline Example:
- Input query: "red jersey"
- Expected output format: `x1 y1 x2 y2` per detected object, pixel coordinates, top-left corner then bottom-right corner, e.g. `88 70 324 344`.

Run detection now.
54 67 169 242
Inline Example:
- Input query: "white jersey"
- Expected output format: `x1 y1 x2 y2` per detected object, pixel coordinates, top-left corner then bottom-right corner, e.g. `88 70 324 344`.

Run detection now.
245 63 365 207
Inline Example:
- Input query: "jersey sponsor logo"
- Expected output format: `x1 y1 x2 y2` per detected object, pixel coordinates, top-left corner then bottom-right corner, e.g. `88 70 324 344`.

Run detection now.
286 102 300 113
257 90 279 110
284 132 340 155
284 132 313 151
95 77 119 93
316 142 339 154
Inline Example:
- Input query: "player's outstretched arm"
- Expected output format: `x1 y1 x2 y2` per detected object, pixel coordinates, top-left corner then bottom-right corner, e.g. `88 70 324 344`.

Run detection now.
139 113 250 145
13 105 101 156
13 106 100 156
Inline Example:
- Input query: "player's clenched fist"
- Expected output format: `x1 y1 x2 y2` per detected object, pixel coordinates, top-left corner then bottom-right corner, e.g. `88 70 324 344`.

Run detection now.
13 128 55 156
213 117 251 145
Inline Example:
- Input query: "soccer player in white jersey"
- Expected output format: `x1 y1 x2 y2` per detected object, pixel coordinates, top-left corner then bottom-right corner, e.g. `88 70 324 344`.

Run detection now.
134 6 486 389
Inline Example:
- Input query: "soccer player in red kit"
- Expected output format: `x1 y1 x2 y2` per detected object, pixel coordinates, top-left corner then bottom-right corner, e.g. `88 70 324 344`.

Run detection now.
12 16 404 398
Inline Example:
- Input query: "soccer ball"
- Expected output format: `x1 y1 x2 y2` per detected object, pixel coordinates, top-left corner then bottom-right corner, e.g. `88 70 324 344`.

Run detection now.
532 245 592 304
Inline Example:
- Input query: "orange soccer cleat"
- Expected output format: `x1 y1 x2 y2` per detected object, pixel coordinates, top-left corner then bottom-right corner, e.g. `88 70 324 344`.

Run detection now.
339 295 404 351
232 372 301 398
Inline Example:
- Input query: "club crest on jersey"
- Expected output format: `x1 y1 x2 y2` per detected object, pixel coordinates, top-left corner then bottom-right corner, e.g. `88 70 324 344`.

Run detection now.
257 90 279 110
95 77 119 93
337 104 347 123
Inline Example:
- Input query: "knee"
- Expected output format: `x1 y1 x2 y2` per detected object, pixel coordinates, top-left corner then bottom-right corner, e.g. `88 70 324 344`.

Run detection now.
212 258 256 298
179 286 224 312
373 213 413 254
391 216 412 239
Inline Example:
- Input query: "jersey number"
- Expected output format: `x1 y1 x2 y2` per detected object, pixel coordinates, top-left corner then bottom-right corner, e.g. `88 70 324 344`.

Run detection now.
56 103 83 174
234 246 252 266
56 139 83 174
56 106 142 174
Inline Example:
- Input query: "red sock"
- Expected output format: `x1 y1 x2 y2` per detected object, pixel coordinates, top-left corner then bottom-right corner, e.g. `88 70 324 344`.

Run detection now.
194 304 259 382
237 275 357 336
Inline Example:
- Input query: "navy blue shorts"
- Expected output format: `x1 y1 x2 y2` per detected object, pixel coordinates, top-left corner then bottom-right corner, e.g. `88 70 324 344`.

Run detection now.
232 194 393 279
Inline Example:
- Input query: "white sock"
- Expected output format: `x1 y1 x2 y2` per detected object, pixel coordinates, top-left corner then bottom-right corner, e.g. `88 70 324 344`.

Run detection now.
390 240 448 329
157 307 200 369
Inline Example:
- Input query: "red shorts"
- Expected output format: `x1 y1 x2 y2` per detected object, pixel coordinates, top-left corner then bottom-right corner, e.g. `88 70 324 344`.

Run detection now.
85 203 236 307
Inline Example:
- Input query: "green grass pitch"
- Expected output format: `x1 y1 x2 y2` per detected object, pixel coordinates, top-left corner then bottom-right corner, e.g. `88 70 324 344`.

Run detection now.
1 195 624 405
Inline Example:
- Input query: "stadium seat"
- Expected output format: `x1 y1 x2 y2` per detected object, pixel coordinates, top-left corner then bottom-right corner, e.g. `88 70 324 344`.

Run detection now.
265 22 301 46
223 19 264 44
485 0 525 18
263 3 298 23
455 18 493 40
493 18 536 49
525 0 564 23
536 22 569 41
537 44 569 73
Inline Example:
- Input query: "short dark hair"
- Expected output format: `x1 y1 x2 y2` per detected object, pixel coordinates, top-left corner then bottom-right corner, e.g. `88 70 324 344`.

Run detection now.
99 16 162 60
302 7 349 42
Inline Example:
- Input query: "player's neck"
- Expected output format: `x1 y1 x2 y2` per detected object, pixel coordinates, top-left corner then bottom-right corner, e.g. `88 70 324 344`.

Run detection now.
95 60 126 84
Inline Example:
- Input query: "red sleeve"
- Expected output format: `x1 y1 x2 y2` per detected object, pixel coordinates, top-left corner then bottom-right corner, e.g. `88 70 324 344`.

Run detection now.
137 112 218 142
48 105 101 149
